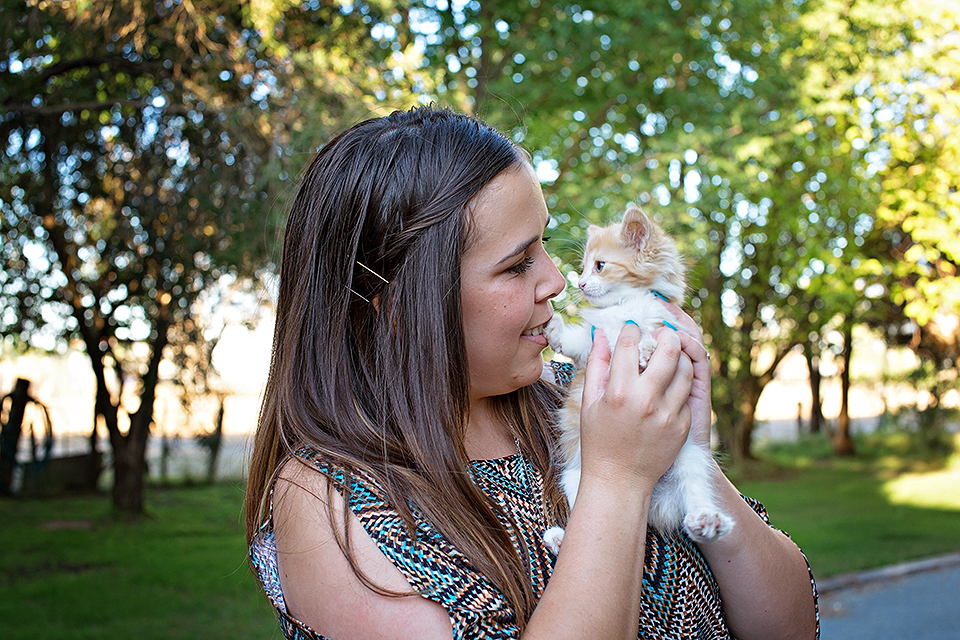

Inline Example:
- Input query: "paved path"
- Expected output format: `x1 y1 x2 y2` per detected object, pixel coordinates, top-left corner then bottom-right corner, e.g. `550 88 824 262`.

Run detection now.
818 553 960 639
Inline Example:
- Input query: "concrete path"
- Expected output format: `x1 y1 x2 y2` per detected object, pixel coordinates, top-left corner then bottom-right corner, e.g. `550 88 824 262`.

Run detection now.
818 553 960 639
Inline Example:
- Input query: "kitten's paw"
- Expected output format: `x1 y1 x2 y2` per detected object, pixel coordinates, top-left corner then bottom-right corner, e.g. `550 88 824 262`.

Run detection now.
543 526 565 556
683 511 734 543
543 316 566 353
638 334 657 371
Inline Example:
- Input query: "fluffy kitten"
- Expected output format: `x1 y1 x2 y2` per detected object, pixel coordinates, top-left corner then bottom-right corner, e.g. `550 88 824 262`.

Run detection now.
543 204 733 554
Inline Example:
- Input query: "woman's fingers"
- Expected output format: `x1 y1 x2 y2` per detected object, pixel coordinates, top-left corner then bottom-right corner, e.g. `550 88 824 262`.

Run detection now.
600 322 643 400
654 297 708 356
581 327 612 408
673 328 709 369
653 307 714 449
578 323 693 490
639 327 684 391
654 296 701 335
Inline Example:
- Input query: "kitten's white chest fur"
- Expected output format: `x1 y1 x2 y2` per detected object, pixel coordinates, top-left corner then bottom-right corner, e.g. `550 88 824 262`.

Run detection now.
542 205 733 554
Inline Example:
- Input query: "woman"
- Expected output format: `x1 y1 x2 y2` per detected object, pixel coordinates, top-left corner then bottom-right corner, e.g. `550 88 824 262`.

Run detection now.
245 106 819 639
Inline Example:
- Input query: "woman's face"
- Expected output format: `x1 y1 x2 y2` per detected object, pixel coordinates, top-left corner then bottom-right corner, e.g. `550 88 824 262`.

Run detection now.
460 162 566 403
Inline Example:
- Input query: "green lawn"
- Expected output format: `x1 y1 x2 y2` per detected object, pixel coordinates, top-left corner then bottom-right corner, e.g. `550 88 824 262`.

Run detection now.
1 432 959 638
735 431 960 578
0 482 279 640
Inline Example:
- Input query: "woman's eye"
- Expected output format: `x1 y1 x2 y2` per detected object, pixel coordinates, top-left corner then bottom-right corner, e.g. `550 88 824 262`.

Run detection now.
596 261 605 273
507 255 535 275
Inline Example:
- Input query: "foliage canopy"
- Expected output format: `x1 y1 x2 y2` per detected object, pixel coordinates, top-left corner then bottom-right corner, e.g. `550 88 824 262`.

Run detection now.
2 0 959 504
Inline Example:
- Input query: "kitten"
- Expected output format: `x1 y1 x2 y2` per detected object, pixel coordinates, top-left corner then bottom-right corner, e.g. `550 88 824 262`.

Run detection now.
543 204 733 554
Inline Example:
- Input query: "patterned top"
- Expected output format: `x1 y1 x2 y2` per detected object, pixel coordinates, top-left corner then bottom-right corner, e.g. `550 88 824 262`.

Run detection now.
249 362 820 639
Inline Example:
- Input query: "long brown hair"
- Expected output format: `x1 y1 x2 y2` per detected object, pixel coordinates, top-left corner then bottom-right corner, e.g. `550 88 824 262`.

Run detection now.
244 106 566 627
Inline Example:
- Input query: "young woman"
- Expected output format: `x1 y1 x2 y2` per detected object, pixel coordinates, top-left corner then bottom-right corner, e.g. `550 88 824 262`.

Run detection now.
245 106 819 640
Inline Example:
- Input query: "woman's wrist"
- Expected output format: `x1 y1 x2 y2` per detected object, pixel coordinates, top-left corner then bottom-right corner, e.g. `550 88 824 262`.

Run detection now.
576 464 658 509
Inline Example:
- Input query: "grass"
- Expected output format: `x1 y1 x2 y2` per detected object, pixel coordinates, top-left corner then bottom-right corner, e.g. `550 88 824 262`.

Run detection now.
1 431 959 638
734 430 960 579
0 482 279 640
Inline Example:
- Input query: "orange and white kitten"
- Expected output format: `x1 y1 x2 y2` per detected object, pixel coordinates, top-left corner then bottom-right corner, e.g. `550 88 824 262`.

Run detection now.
543 204 733 554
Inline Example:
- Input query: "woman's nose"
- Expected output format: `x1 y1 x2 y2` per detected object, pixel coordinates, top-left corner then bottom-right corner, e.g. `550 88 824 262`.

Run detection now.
540 259 566 301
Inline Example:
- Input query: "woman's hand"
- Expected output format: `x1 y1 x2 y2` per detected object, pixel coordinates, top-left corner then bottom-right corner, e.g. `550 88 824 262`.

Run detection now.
655 300 713 448
529 323 695 640
578 323 693 492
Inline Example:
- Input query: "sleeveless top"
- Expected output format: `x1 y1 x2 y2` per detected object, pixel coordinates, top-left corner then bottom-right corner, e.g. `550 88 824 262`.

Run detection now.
249 363 820 639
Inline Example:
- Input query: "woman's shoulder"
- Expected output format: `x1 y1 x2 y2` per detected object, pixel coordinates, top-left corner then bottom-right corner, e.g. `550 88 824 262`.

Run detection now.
266 449 454 640
257 445 521 639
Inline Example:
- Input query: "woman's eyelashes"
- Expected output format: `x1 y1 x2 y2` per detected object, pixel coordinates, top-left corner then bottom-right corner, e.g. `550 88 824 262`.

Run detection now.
507 255 535 275
505 235 550 275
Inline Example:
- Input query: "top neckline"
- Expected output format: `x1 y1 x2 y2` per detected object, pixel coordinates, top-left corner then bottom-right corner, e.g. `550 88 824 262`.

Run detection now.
469 452 524 465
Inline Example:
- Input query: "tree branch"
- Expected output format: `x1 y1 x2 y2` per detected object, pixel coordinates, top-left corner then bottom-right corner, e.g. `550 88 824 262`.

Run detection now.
5 99 235 117
36 56 163 84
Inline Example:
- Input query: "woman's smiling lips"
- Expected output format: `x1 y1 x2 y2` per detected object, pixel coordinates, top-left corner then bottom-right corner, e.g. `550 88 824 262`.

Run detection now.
521 318 551 349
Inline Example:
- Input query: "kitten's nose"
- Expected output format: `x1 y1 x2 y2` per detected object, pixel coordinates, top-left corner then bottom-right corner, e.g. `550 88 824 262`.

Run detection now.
578 279 586 290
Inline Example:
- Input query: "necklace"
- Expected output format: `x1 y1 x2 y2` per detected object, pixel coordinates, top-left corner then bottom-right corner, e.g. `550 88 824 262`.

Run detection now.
514 438 548 532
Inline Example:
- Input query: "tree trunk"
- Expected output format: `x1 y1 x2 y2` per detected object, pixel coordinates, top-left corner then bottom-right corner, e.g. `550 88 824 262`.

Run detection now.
713 396 738 457
804 343 823 434
121 314 171 511
833 323 856 456
88 409 99 454
918 384 944 451
732 340 798 462
111 430 148 513
206 398 225 484
737 379 762 462
101 314 171 514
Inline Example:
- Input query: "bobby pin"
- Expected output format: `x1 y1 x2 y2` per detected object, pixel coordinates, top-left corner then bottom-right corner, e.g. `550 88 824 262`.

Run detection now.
346 286 371 303
356 261 390 284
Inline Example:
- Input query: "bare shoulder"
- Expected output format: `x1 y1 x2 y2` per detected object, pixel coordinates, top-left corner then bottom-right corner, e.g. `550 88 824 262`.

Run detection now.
273 457 453 640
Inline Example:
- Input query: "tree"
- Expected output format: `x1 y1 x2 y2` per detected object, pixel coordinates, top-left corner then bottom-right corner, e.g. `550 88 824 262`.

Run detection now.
821 0 960 446
284 0 960 460
374 0 814 459
409 0 960 459
0 0 392 512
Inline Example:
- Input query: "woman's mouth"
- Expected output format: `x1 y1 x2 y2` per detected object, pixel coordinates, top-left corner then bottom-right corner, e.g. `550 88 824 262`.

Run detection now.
521 321 550 348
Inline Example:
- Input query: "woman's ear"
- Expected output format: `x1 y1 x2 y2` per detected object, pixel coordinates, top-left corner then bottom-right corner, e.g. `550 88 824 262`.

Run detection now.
371 294 381 313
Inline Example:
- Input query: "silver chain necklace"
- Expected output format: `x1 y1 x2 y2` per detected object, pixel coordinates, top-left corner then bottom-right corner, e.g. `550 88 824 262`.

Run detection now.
514 438 548 531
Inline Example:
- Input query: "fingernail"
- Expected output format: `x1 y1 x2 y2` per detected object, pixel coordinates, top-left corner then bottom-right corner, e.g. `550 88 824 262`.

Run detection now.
625 320 638 327
662 320 678 331
652 291 668 302
591 325 596 342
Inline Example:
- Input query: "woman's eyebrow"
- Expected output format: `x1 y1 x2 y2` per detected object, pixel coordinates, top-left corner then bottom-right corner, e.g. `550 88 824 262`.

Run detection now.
495 234 540 266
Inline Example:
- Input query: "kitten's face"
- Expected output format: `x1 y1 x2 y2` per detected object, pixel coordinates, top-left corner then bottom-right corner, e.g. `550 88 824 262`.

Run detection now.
578 205 686 307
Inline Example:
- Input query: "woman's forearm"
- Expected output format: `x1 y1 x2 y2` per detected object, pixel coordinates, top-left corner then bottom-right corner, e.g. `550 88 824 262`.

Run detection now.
696 469 819 640
524 475 653 640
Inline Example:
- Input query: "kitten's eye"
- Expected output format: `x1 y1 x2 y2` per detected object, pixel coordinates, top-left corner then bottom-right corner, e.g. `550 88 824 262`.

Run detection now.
595 261 605 273
507 255 535 275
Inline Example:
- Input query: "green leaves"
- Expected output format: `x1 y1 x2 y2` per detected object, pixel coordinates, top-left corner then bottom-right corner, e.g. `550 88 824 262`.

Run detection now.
3 0 958 456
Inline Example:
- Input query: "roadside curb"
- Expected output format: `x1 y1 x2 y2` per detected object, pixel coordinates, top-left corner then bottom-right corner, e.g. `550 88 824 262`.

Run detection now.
817 552 960 594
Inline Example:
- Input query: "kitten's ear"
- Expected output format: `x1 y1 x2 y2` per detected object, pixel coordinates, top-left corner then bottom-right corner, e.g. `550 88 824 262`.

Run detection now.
620 204 651 250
